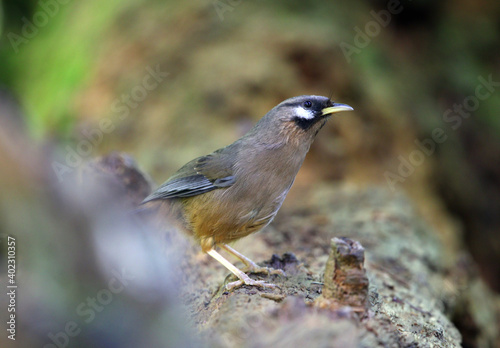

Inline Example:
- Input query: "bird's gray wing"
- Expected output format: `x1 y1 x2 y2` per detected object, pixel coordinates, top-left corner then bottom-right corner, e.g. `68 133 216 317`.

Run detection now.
141 147 236 203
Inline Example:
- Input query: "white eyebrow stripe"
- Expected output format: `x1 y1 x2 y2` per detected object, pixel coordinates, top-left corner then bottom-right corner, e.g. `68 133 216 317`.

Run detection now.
295 106 315 119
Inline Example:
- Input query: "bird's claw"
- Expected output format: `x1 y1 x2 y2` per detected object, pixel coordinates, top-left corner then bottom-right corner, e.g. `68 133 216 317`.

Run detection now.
247 266 286 277
226 274 277 291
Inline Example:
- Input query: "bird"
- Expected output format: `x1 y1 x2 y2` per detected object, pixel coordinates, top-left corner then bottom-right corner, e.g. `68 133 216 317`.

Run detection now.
141 95 353 290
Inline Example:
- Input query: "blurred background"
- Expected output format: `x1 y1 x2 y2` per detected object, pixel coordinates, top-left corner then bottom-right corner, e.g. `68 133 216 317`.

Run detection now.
0 0 499 346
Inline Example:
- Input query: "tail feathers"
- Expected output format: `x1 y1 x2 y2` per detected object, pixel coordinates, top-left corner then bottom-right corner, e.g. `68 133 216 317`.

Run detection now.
129 205 150 215
128 203 159 220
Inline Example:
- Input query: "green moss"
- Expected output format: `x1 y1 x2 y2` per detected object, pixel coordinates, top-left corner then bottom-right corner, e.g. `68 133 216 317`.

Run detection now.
4 0 138 139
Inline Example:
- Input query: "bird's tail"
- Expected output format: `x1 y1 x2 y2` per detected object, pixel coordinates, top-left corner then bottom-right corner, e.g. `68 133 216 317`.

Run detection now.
128 203 160 221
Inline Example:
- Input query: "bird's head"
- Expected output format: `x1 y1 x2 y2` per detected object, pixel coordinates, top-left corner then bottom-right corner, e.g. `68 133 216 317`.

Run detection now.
249 95 353 148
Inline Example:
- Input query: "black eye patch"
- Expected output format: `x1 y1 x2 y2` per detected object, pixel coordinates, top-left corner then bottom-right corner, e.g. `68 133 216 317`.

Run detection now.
293 116 316 130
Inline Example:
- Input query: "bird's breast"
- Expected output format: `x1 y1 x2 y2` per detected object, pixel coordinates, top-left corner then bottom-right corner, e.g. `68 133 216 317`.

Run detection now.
185 145 306 246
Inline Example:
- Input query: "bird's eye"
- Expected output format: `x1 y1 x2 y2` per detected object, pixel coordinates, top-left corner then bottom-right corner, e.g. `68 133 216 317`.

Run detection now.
303 100 312 108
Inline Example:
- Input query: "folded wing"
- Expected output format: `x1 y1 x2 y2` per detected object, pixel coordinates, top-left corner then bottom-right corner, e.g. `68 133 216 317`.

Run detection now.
141 147 237 203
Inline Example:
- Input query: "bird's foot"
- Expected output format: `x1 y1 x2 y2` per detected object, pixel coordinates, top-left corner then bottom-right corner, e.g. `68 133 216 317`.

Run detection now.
226 273 276 291
220 244 286 277
246 265 286 277
241 258 286 276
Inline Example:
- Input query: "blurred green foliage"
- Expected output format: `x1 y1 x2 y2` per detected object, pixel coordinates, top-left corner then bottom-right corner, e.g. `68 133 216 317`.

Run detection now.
0 0 140 138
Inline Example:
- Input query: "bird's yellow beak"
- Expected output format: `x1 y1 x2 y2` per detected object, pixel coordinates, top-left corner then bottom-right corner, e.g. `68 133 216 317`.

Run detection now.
321 103 354 116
